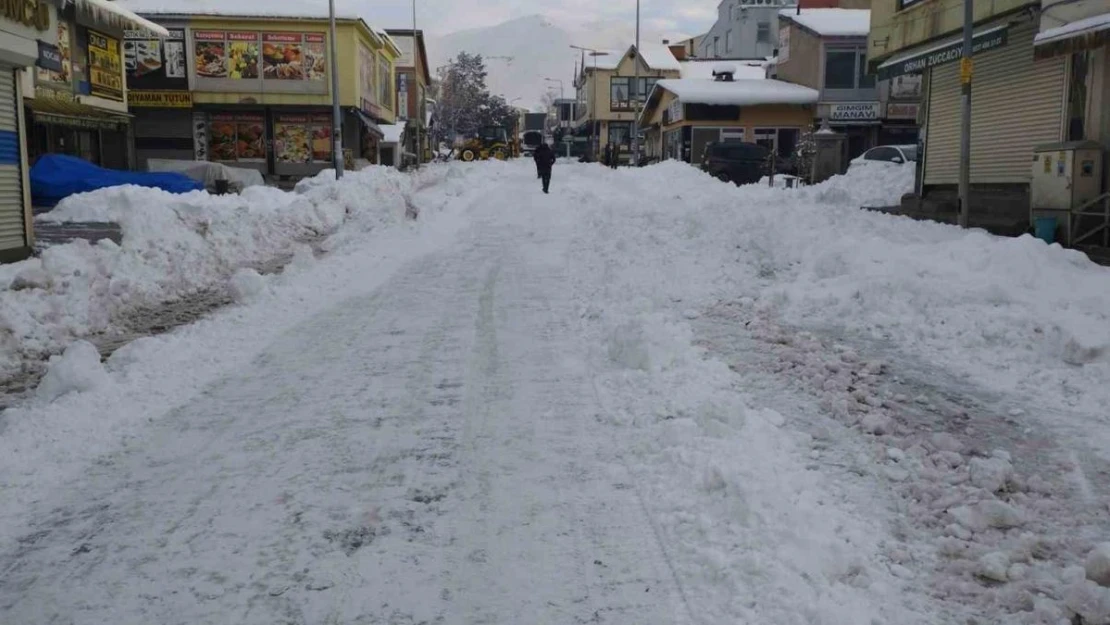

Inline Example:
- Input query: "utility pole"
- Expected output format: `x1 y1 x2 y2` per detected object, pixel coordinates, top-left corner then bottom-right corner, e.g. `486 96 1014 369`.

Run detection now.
328 0 343 178
412 1 420 168
632 0 641 165
958 0 973 228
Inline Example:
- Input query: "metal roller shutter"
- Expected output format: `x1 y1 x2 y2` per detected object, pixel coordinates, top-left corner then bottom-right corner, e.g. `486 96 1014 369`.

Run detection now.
0 65 25 253
925 22 1066 185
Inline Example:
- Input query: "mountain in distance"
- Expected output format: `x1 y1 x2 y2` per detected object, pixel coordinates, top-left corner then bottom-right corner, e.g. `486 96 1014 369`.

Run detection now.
428 14 685 111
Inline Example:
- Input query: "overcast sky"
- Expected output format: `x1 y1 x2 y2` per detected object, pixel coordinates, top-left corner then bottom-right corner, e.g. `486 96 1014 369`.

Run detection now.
349 0 716 36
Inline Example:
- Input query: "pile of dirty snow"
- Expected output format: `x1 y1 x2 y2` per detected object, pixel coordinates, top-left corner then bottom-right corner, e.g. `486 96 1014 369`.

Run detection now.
0 165 443 378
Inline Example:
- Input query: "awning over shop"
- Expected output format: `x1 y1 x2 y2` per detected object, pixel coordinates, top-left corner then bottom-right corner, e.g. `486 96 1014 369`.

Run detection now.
876 23 1009 80
352 108 384 139
1034 12 1110 59
28 98 131 131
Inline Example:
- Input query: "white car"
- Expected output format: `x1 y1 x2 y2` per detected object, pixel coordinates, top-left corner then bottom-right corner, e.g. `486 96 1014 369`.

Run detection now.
851 144 918 167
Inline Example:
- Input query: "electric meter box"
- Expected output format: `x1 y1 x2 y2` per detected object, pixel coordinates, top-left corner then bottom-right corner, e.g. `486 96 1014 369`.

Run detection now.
1031 141 1103 210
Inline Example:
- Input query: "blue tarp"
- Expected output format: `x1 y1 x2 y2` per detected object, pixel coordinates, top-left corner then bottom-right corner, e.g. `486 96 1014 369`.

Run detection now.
30 154 204 208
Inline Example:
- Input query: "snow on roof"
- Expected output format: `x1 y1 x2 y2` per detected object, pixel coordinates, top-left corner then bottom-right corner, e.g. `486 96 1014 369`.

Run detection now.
379 123 404 144
1034 11 1110 45
780 8 870 37
582 44 680 72
638 44 681 71
655 78 818 106
679 59 766 80
78 0 169 36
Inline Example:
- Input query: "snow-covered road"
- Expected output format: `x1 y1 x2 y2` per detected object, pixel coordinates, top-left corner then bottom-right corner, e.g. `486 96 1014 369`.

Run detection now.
3 160 1110 625
1 170 696 625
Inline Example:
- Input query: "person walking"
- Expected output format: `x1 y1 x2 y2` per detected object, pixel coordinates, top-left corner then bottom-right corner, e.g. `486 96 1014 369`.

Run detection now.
533 141 556 194
610 143 621 169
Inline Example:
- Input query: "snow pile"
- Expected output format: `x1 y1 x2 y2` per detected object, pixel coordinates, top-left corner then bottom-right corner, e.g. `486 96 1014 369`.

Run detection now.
0 165 453 378
559 158 1110 623
781 8 871 37
655 78 819 106
35 340 111 402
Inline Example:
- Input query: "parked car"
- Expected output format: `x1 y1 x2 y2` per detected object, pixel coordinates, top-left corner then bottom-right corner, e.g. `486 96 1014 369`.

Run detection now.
701 141 775 185
852 144 918 167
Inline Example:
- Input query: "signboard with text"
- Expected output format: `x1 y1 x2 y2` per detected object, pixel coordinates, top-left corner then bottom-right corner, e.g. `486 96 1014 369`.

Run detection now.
828 102 880 122
88 30 123 100
877 26 1009 81
125 27 187 90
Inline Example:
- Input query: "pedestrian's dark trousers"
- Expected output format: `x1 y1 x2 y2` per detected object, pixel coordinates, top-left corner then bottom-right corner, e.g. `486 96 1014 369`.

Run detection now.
540 170 552 193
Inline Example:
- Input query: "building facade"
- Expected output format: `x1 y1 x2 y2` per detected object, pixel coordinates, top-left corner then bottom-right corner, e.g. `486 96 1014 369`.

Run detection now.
128 12 398 179
777 8 921 159
0 0 60 259
638 69 818 163
574 44 682 162
869 0 1070 229
699 0 794 60
385 29 430 164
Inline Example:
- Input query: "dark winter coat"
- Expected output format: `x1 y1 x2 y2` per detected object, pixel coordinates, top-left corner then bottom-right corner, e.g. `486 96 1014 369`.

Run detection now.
533 144 556 173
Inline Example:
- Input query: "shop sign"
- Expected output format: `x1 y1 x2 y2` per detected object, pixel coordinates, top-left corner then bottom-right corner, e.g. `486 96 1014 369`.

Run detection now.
36 40 62 72
2 0 50 31
193 30 326 83
124 28 187 90
207 113 265 161
87 30 123 100
829 101 880 122
877 26 1008 80
37 19 71 87
34 84 73 102
127 90 193 107
397 72 409 119
193 111 208 160
886 102 919 120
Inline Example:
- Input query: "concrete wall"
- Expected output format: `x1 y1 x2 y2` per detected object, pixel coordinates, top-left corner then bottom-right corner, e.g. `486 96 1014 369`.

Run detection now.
775 21 822 88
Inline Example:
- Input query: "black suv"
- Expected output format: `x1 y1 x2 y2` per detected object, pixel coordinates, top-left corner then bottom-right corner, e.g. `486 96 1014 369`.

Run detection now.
701 141 782 185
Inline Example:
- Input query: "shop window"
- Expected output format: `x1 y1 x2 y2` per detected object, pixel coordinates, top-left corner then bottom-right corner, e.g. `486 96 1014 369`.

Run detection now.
610 76 631 111
824 49 857 89
753 127 776 152
273 113 333 163
776 128 799 159
857 52 875 89
1067 51 1089 141
757 23 771 44
207 113 266 162
608 122 632 148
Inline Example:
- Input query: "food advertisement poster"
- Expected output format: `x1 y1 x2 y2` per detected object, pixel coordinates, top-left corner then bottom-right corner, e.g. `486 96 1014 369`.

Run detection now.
124 28 186 90
37 19 71 87
195 31 325 86
88 30 123 100
274 113 333 162
208 113 265 161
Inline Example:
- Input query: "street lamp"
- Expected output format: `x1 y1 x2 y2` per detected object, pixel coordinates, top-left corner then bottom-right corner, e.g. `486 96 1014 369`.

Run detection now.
570 45 609 160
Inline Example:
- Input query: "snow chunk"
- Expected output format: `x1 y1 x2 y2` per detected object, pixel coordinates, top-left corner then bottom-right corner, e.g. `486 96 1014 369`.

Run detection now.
229 268 267 304
969 455 1013 493
976 551 1010 582
9 266 52 291
860 413 893 435
950 499 1025 531
1086 543 1110 588
36 340 110 402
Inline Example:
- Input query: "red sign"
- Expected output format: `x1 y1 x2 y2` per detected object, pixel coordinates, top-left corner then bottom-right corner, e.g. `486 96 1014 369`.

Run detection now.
194 31 224 40
227 32 259 41
304 33 325 43
310 113 332 124
263 33 301 43
277 114 309 123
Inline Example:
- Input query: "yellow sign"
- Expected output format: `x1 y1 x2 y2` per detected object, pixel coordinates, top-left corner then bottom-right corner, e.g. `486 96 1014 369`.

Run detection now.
2 0 50 31
88 29 123 100
959 57 973 84
128 90 193 107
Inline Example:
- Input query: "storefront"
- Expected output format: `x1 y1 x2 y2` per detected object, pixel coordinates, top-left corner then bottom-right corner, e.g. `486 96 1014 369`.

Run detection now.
125 24 192 168
640 77 818 165
25 1 165 175
821 101 880 160
0 0 55 259
877 15 1066 195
